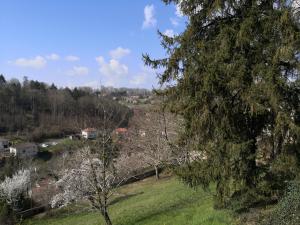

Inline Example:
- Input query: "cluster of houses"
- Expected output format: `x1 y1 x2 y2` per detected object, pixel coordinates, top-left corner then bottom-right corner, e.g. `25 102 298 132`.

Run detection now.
0 127 128 159
80 127 128 139
118 95 154 105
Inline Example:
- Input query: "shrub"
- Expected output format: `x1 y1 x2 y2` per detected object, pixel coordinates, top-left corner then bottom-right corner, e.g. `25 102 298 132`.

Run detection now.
0 200 16 225
261 180 300 225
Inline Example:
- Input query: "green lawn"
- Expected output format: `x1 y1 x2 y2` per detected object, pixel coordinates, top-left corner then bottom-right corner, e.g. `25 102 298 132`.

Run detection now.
24 176 235 225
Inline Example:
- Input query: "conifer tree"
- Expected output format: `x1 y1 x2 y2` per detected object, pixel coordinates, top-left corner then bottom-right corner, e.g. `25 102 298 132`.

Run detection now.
144 0 300 208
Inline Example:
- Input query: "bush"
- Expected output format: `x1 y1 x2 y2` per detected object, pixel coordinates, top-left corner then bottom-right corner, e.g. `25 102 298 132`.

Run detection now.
228 188 273 213
0 200 16 225
261 180 300 225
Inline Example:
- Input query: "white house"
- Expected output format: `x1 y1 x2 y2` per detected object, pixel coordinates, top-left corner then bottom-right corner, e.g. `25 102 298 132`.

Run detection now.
139 130 146 137
0 138 9 152
10 143 38 158
82 128 97 139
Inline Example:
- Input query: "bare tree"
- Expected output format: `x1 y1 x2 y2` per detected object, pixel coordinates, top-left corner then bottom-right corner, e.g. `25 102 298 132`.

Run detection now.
125 106 178 180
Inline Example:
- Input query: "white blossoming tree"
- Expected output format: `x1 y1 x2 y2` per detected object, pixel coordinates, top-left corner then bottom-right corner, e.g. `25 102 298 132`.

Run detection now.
0 169 31 211
52 144 129 225
51 107 132 225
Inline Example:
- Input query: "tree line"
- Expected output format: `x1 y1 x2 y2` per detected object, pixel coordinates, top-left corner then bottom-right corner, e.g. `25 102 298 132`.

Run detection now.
0 75 132 141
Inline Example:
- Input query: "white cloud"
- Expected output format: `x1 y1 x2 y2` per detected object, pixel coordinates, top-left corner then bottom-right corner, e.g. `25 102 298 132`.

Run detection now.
170 17 179 26
12 56 47 69
96 56 128 76
65 55 80 62
164 29 175 37
46 53 60 61
142 4 157 29
109 47 131 59
96 56 128 87
130 66 155 87
175 3 184 17
68 66 89 76
130 74 147 86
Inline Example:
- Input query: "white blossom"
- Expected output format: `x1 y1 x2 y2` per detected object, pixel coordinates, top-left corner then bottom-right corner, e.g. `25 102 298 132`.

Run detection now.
51 147 124 209
0 169 31 210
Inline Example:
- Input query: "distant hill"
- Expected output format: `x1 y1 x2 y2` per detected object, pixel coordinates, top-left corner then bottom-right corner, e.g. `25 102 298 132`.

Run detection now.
0 75 132 141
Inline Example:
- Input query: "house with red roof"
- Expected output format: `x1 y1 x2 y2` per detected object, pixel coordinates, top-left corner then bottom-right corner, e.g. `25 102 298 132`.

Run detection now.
115 128 128 135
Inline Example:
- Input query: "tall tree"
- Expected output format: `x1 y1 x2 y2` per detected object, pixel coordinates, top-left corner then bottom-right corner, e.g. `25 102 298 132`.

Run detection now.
125 106 178 180
144 0 300 208
51 107 131 225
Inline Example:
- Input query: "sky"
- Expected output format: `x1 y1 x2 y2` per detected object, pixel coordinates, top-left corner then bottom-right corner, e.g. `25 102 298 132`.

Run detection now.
0 0 186 89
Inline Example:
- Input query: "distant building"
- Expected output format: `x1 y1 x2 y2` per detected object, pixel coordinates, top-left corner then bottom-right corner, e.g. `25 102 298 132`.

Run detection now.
131 96 140 100
115 128 128 135
0 138 9 152
122 96 139 104
69 134 81 140
10 143 38 158
82 128 97 139
139 130 146 137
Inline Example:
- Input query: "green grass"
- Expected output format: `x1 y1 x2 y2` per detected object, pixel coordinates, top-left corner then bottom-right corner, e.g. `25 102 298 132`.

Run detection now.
24 176 235 225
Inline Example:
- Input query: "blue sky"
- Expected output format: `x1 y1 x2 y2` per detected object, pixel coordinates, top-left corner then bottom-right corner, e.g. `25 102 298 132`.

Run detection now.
0 0 186 89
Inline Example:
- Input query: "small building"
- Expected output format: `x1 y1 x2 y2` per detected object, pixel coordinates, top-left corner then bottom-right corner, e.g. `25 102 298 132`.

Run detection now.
139 130 146 137
0 138 9 152
10 143 38 158
82 128 97 139
115 128 128 135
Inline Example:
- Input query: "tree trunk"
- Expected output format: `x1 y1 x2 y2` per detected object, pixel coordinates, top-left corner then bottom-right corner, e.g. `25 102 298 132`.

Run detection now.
154 165 160 180
245 138 258 188
101 210 112 225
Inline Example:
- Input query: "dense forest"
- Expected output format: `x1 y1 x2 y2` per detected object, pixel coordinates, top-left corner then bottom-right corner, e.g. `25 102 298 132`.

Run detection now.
0 75 132 141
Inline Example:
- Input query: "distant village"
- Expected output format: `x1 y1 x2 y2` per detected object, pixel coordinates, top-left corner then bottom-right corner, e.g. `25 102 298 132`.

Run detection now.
0 127 128 159
0 84 156 160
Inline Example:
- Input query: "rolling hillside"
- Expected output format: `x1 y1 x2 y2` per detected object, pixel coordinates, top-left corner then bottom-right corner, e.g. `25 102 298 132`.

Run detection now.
24 175 234 225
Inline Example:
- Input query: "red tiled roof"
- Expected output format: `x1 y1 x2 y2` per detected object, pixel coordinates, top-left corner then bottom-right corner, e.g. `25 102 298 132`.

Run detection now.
82 128 97 132
115 128 128 133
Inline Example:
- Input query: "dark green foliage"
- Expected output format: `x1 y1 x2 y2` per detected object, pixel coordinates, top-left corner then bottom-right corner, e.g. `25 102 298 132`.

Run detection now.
0 75 6 86
0 200 16 225
145 0 300 209
0 156 21 181
261 180 300 225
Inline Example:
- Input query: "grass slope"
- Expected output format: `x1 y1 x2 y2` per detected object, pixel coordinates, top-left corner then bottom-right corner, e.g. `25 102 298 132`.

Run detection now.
24 176 234 225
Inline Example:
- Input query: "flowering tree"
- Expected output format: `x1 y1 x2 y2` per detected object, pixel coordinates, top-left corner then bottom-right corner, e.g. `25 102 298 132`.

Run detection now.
0 169 31 211
52 143 130 225
51 106 132 225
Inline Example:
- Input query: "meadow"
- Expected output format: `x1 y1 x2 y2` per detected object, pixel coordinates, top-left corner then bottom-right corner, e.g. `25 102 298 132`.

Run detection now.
24 175 234 225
